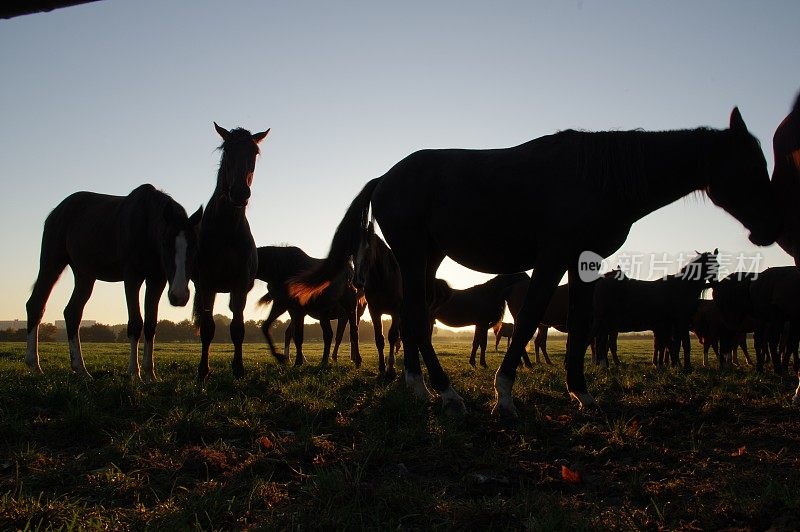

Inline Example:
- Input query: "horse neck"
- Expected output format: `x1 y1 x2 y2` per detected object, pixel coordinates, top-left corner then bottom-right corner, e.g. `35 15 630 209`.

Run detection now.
614 129 728 221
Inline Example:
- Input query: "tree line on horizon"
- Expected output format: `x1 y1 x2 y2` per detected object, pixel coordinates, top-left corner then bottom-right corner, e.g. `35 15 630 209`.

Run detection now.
0 316 480 343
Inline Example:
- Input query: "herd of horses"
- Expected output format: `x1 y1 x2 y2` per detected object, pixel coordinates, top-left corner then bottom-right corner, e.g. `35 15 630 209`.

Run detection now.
23 93 800 419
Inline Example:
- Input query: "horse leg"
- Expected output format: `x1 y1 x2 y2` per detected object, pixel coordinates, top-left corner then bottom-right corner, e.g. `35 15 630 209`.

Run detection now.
124 278 144 381
64 273 95 377
396 256 440 403
595 329 609 368
348 304 361 368
229 291 247 378
387 317 399 380
371 305 386 375
141 278 166 384
284 320 293 360
739 333 754 366
563 265 597 408
469 327 479 368
494 262 565 418
260 300 288 364
289 311 306 366
495 329 501 352
478 326 488 368
320 319 333 366
610 331 620 366
196 290 216 383
25 257 66 373
332 317 346 363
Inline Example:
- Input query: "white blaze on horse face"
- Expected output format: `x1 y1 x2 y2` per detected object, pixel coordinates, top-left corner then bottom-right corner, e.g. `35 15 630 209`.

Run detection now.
169 232 189 304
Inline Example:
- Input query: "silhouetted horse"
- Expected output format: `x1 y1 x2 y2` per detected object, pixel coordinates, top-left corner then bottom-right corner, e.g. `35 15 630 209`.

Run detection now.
354 227 403 378
432 273 529 368
291 109 780 418
593 250 718 370
493 322 514 351
194 123 269 382
748 266 800 374
690 299 751 367
773 91 800 266
264 295 366 366
257 246 361 366
711 271 772 370
26 184 202 381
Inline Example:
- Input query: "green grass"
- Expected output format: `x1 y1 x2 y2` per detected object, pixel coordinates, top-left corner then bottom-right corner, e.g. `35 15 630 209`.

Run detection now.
0 338 799 530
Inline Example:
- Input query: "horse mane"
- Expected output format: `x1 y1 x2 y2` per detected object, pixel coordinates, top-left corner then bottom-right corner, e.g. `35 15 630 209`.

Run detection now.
557 128 719 203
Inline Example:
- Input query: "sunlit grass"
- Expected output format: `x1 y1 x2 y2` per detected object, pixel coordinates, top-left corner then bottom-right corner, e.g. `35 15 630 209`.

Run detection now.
0 338 798 529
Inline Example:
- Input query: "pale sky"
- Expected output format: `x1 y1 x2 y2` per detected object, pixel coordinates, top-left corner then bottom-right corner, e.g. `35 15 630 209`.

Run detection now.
1 0 798 327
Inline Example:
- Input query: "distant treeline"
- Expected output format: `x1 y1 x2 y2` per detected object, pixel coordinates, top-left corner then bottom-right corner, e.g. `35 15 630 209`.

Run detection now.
0 317 481 343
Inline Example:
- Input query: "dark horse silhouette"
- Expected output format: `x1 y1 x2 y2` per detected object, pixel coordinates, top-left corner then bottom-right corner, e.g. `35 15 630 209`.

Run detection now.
256 245 362 367
690 299 751 368
194 123 269 382
432 273 530 368
353 227 403 378
275 297 367 365
493 322 514 352
291 109 780 418
26 184 202 381
593 250 718 370
773 92 800 266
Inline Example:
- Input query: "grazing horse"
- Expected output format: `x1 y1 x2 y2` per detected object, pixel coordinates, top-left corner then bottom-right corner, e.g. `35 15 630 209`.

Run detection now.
194 123 269 382
690 299 751 367
26 184 202 381
432 273 529 368
593 250 718 370
493 322 514 352
353 227 403 378
748 266 800 374
264 300 367 365
257 246 362 367
291 109 780 418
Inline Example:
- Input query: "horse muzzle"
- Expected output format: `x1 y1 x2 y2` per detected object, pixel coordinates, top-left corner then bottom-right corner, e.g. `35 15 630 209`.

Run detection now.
168 287 191 307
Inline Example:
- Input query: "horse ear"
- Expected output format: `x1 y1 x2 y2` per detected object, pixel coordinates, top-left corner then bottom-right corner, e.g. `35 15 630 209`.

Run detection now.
729 107 748 132
214 122 230 140
189 206 203 226
713 247 719 255
252 129 270 144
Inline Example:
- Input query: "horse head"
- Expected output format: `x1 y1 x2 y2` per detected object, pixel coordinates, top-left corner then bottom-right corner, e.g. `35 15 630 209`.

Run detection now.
215 122 270 208
679 248 719 283
705 108 781 247
161 204 203 306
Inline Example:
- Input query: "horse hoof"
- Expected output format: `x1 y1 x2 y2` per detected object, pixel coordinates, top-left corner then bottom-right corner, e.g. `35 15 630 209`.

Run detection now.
469 360 476 368
480 362 488 369
73 368 93 379
440 387 467 416
405 372 434 401
792 393 800 405
353 358 362 368
232 366 245 379
196 366 210 384
27 364 43 375
525 362 533 368
385 367 397 380
274 354 288 365
569 391 598 411
143 372 157 384
490 400 519 421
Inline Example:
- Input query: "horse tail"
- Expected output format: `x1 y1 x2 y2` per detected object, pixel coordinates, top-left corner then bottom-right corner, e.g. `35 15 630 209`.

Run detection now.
492 320 503 336
257 291 274 308
288 178 381 305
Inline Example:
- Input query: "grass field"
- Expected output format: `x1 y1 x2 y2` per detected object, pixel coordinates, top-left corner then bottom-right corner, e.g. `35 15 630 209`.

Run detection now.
1 338 799 530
